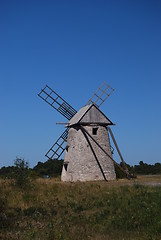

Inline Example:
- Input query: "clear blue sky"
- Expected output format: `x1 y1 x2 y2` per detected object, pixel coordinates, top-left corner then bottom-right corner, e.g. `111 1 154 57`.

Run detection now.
0 0 161 168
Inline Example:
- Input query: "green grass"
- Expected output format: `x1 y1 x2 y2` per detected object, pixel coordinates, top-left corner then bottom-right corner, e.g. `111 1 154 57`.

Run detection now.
0 178 161 240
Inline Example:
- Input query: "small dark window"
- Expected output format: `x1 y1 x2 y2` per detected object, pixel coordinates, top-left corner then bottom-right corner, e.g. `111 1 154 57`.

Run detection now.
64 162 68 171
65 145 69 152
92 127 98 135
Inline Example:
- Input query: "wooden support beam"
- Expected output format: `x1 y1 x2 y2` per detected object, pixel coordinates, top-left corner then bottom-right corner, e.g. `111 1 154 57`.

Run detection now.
108 126 130 178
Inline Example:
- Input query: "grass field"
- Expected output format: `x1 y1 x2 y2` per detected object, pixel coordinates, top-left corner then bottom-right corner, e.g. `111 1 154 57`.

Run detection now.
0 176 161 240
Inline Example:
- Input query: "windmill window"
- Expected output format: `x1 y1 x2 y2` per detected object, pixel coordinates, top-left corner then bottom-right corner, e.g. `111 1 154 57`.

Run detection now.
92 127 98 135
65 145 69 152
64 162 68 171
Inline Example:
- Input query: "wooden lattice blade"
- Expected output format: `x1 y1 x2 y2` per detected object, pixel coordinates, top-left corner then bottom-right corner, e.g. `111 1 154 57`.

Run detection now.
86 82 114 108
38 85 77 120
45 128 69 160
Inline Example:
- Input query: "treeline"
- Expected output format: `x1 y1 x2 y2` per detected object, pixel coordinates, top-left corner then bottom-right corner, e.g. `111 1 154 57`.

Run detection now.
0 159 63 179
33 159 63 177
133 161 161 175
0 159 161 180
116 161 161 176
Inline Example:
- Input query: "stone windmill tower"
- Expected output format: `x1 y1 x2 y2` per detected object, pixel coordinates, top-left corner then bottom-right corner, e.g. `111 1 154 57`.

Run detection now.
38 82 130 181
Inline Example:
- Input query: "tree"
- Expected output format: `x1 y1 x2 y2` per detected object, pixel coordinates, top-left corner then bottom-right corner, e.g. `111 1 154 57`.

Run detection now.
13 157 30 187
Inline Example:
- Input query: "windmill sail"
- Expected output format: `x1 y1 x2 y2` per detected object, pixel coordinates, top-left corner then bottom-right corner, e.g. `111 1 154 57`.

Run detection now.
45 128 69 160
38 85 77 120
86 82 114 108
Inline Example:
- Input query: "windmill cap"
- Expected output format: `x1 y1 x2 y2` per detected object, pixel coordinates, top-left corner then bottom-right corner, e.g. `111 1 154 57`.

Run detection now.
67 104 114 127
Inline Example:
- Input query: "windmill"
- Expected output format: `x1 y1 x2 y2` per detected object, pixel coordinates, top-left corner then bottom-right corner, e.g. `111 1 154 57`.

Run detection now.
38 82 130 181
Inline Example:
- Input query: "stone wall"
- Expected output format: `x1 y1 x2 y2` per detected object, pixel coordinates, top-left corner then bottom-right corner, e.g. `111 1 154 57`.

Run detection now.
61 124 116 182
